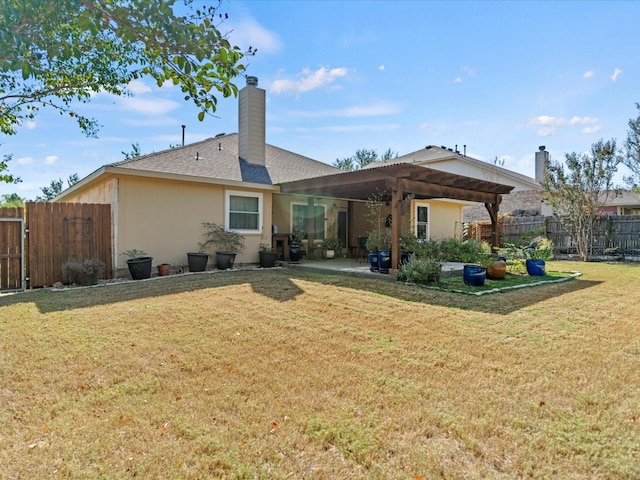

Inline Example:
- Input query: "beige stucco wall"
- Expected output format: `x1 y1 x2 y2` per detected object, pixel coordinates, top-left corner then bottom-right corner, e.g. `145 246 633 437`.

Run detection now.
411 199 463 240
115 177 271 268
60 174 273 270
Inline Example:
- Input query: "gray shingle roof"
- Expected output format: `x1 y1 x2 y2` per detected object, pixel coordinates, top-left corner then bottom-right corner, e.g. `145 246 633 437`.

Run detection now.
109 133 339 185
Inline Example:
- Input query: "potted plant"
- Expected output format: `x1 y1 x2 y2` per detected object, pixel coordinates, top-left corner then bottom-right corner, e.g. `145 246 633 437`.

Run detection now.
186 250 209 272
62 259 105 286
157 263 171 276
525 237 553 276
200 222 245 270
323 238 341 259
258 243 277 268
122 249 153 280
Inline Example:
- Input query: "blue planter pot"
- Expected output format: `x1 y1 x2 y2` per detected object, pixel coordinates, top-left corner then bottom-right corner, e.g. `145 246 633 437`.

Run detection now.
526 259 546 276
368 252 379 272
378 250 391 274
463 264 486 286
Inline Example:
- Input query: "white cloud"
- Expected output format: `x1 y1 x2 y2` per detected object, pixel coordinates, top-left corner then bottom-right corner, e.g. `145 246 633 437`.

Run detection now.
611 68 622 82
453 77 463 84
271 67 348 95
118 96 181 115
227 16 282 55
127 79 152 94
297 123 400 133
582 126 602 135
378 64 385 71
583 70 594 79
44 155 58 165
461 66 476 76
528 115 567 127
23 120 37 130
570 116 598 125
285 101 401 118
528 114 601 136
17 156 33 165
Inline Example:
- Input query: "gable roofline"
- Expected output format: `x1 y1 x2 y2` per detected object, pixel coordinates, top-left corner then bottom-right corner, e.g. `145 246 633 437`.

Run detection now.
367 145 542 190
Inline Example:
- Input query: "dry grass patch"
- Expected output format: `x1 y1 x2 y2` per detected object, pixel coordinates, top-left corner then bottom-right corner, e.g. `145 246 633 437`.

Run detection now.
1 262 640 478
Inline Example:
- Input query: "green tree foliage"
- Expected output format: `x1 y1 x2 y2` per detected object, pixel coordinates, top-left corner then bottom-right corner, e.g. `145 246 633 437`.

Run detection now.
0 192 24 207
333 148 397 171
0 0 252 139
36 173 80 201
542 139 621 261
623 102 640 190
0 154 20 183
122 142 142 160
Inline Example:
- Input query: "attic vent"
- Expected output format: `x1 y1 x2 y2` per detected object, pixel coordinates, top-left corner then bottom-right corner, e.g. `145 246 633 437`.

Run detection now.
215 132 225 138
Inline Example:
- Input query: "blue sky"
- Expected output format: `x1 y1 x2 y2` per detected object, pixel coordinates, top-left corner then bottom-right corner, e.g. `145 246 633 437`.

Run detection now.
2 0 639 200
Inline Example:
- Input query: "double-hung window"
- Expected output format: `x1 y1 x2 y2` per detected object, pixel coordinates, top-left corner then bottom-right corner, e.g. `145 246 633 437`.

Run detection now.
226 191 262 233
414 203 429 239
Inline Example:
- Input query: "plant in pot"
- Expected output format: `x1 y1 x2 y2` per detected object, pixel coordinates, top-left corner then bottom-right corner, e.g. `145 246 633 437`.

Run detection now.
525 237 553 276
259 243 277 268
322 238 341 259
122 249 153 280
200 222 245 270
62 259 105 286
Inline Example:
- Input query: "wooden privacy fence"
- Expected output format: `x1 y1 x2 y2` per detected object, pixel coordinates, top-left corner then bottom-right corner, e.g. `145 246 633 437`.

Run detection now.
26 202 112 288
0 207 24 291
466 215 640 254
0 202 113 291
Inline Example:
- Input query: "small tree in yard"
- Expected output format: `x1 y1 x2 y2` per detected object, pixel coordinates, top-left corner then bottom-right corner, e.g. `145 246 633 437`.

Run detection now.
622 102 640 191
542 139 622 261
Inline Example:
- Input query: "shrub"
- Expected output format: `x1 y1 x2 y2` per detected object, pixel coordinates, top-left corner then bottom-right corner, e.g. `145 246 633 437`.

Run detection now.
397 257 442 285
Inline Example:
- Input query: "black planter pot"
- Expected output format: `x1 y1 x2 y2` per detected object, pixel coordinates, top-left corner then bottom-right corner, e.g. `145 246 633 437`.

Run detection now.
259 251 277 268
187 252 209 272
216 251 237 270
126 257 153 280
289 243 301 263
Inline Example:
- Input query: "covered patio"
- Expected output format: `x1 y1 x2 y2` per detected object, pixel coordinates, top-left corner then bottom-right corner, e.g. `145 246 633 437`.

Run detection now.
279 163 515 269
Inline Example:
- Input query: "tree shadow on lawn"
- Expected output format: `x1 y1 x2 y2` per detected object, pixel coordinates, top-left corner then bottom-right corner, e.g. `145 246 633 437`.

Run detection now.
0 268 307 314
0 266 600 315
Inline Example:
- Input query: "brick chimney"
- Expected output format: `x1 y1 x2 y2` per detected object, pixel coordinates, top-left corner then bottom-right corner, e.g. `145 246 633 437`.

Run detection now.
238 76 265 165
535 145 549 183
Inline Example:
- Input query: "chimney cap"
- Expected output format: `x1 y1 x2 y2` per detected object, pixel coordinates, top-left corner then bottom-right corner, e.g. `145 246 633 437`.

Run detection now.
246 76 259 87
539 145 546 151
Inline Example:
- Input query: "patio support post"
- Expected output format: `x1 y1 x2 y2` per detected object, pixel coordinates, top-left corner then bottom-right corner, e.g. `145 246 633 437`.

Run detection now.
390 178 403 270
306 196 315 259
484 195 501 251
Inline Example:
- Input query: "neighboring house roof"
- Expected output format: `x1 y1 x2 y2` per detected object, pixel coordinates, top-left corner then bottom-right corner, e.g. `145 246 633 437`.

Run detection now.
107 133 340 185
363 145 541 191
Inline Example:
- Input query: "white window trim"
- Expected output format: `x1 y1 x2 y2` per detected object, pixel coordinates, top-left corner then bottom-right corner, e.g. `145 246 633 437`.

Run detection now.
414 201 430 239
225 190 263 234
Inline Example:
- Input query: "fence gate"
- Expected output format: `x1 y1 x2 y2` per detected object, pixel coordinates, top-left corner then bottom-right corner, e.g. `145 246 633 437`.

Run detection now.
0 207 25 292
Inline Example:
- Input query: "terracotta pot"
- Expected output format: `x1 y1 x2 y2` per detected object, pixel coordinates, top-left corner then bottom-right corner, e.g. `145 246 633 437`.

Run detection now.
157 263 170 276
486 260 507 280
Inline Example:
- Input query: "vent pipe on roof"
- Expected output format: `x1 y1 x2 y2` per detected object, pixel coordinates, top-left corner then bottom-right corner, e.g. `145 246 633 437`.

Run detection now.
181 124 185 146
464 145 467 157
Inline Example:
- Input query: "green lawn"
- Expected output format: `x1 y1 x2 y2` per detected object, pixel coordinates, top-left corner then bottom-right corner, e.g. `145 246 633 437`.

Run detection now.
1 261 639 479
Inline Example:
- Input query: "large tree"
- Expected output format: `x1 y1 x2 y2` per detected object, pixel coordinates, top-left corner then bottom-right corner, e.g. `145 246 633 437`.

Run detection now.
622 102 640 190
333 148 397 171
35 173 80 201
542 139 621 261
0 0 252 143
